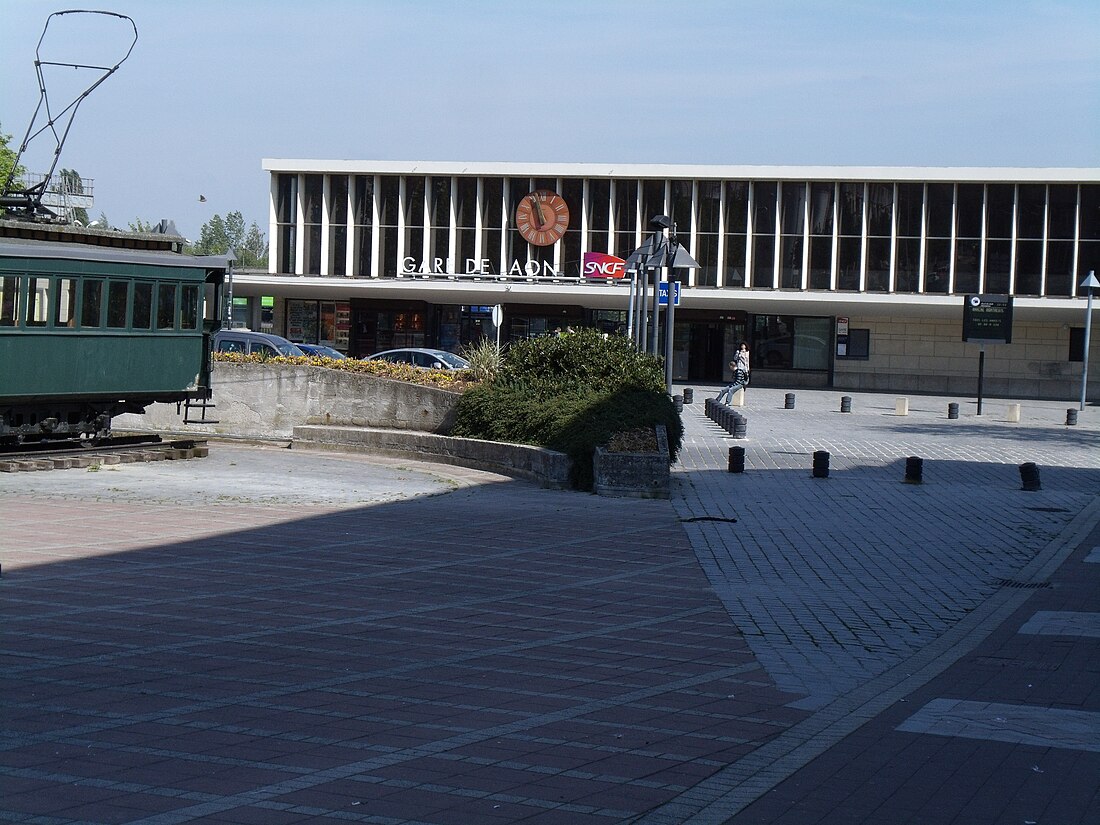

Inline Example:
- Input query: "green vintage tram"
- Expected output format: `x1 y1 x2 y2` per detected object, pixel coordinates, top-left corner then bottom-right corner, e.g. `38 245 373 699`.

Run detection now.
0 227 227 444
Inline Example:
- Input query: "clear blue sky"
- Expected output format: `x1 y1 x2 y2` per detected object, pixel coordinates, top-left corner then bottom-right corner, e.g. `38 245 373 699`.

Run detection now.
2 0 1097 242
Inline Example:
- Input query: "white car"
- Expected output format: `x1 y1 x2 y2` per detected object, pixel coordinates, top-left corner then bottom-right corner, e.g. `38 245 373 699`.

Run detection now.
365 348 471 370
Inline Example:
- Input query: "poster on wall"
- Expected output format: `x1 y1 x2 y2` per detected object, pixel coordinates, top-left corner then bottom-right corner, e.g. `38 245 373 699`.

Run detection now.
836 316 849 356
335 302 350 349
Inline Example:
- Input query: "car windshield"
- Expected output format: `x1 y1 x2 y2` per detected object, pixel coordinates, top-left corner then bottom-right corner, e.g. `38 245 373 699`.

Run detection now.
275 342 302 356
432 352 469 368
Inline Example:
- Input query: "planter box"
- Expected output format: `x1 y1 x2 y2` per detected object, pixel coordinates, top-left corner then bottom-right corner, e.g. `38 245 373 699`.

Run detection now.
593 425 670 499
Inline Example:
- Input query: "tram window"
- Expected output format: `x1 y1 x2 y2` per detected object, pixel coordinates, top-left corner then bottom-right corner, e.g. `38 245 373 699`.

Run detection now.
157 283 177 330
55 278 76 327
0 276 19 326
25 277 50 326
81 279 104 327
107 281 129 328
132 282 152 329
180 284 200 330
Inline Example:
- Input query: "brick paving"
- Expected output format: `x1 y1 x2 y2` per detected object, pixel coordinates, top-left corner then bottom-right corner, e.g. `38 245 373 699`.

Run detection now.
1 389 1098 824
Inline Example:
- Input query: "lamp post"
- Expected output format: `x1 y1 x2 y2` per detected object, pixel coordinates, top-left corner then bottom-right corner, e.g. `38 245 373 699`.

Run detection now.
224 247 237 330
1080 270 1099 410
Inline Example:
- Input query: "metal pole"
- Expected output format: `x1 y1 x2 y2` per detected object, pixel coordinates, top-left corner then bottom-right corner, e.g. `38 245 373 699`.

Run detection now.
1082 278 1095 410
626 270 636 344
649 260 661 355
664 275 675 394
638 258 649 349
977 347 985 415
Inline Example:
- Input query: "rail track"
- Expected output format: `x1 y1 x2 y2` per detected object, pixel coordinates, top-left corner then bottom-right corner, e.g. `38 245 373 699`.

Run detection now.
0 436 209 473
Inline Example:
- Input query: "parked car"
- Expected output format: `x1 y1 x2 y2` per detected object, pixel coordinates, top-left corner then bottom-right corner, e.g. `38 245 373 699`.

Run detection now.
296 343 347 359
213 329 305 357
365 348 471 370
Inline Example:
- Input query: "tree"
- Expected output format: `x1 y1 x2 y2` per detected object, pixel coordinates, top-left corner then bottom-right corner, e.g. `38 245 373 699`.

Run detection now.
1 122 27 193
193 210 268 268
129 217 157 233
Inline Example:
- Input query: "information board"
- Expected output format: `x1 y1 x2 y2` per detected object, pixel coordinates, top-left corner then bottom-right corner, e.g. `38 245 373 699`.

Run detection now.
962 295 1013 344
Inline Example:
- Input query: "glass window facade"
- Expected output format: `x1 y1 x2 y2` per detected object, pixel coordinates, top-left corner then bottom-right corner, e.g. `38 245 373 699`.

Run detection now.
269 170 1098 299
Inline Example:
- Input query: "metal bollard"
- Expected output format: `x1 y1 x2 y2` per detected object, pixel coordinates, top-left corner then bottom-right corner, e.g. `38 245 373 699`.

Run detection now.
784 393 796 410
683 388 694 404
705 397 713 419
1066 408 1078 426
904 456 923 484
728 445 745 473
732 414 747 439
812 450 830 478
948 402 959 420
1019 462 1041 491
840 396 852 413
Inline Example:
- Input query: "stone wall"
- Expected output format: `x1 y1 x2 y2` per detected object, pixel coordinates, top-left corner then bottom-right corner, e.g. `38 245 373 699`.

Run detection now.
833 316 1096 399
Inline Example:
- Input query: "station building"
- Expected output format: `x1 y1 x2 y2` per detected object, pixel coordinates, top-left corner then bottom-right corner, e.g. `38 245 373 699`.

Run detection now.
230 160 1100 400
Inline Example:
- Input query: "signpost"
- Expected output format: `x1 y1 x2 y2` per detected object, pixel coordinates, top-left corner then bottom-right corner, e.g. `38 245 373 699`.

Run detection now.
657 281 681 306
492 304 503 349
962 295 1013 415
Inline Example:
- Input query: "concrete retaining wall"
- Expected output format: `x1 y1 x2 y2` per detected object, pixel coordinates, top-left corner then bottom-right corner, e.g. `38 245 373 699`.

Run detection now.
293 425 572 489
114 363 460 439
115 364 574 488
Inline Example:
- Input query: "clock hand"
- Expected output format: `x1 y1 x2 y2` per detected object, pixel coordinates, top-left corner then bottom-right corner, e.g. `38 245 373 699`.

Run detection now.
530 195 548 229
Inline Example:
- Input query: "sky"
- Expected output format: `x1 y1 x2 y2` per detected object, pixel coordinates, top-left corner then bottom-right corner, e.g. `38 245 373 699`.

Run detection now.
2 0 1097 243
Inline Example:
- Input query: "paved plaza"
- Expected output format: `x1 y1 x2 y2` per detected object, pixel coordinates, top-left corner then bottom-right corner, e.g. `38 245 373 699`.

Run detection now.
2 387 1098 824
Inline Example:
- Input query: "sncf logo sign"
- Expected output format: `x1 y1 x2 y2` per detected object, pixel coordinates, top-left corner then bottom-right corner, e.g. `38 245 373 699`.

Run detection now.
582 252 627 279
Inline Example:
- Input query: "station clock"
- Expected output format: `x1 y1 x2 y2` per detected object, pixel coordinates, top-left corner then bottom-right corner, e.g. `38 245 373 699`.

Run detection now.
515 190 570 246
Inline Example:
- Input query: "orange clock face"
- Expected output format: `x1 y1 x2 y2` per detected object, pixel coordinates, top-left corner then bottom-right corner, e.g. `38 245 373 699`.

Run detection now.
516 190 570 246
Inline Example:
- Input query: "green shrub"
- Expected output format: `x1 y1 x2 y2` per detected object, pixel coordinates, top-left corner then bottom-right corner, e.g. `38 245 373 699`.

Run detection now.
452 329 682 490
460 338 502 383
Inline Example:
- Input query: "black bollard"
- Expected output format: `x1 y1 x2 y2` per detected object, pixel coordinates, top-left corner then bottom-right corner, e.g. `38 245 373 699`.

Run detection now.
1066 408 1078 426
683 388 694 405
812 450 830 478
904 456 923 484
840 396 852 413
1019 462 1041 491
732 415 748 439
785 393 796 410
728 446 745 473
674 394 684 413
948 402 959 420
705 397 713 419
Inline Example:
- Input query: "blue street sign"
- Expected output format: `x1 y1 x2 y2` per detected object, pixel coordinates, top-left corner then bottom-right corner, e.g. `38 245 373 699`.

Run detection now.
657 281 681 306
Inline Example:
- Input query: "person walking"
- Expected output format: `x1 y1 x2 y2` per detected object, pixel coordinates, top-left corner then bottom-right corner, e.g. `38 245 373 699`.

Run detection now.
715 342 751 404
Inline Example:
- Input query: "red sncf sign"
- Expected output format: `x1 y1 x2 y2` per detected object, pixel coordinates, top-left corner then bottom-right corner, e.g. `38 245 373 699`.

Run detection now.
582 252 626 279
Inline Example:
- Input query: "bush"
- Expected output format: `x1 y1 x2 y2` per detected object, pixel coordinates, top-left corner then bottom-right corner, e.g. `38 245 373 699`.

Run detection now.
460 338 502 383
452 329 682 490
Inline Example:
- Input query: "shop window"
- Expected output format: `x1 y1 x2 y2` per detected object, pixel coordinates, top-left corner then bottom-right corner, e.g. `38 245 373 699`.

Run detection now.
752 315 829 370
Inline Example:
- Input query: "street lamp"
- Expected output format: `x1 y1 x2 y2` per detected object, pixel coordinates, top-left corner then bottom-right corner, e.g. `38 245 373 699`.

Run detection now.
1080 270 1098 410
624 215 700 393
